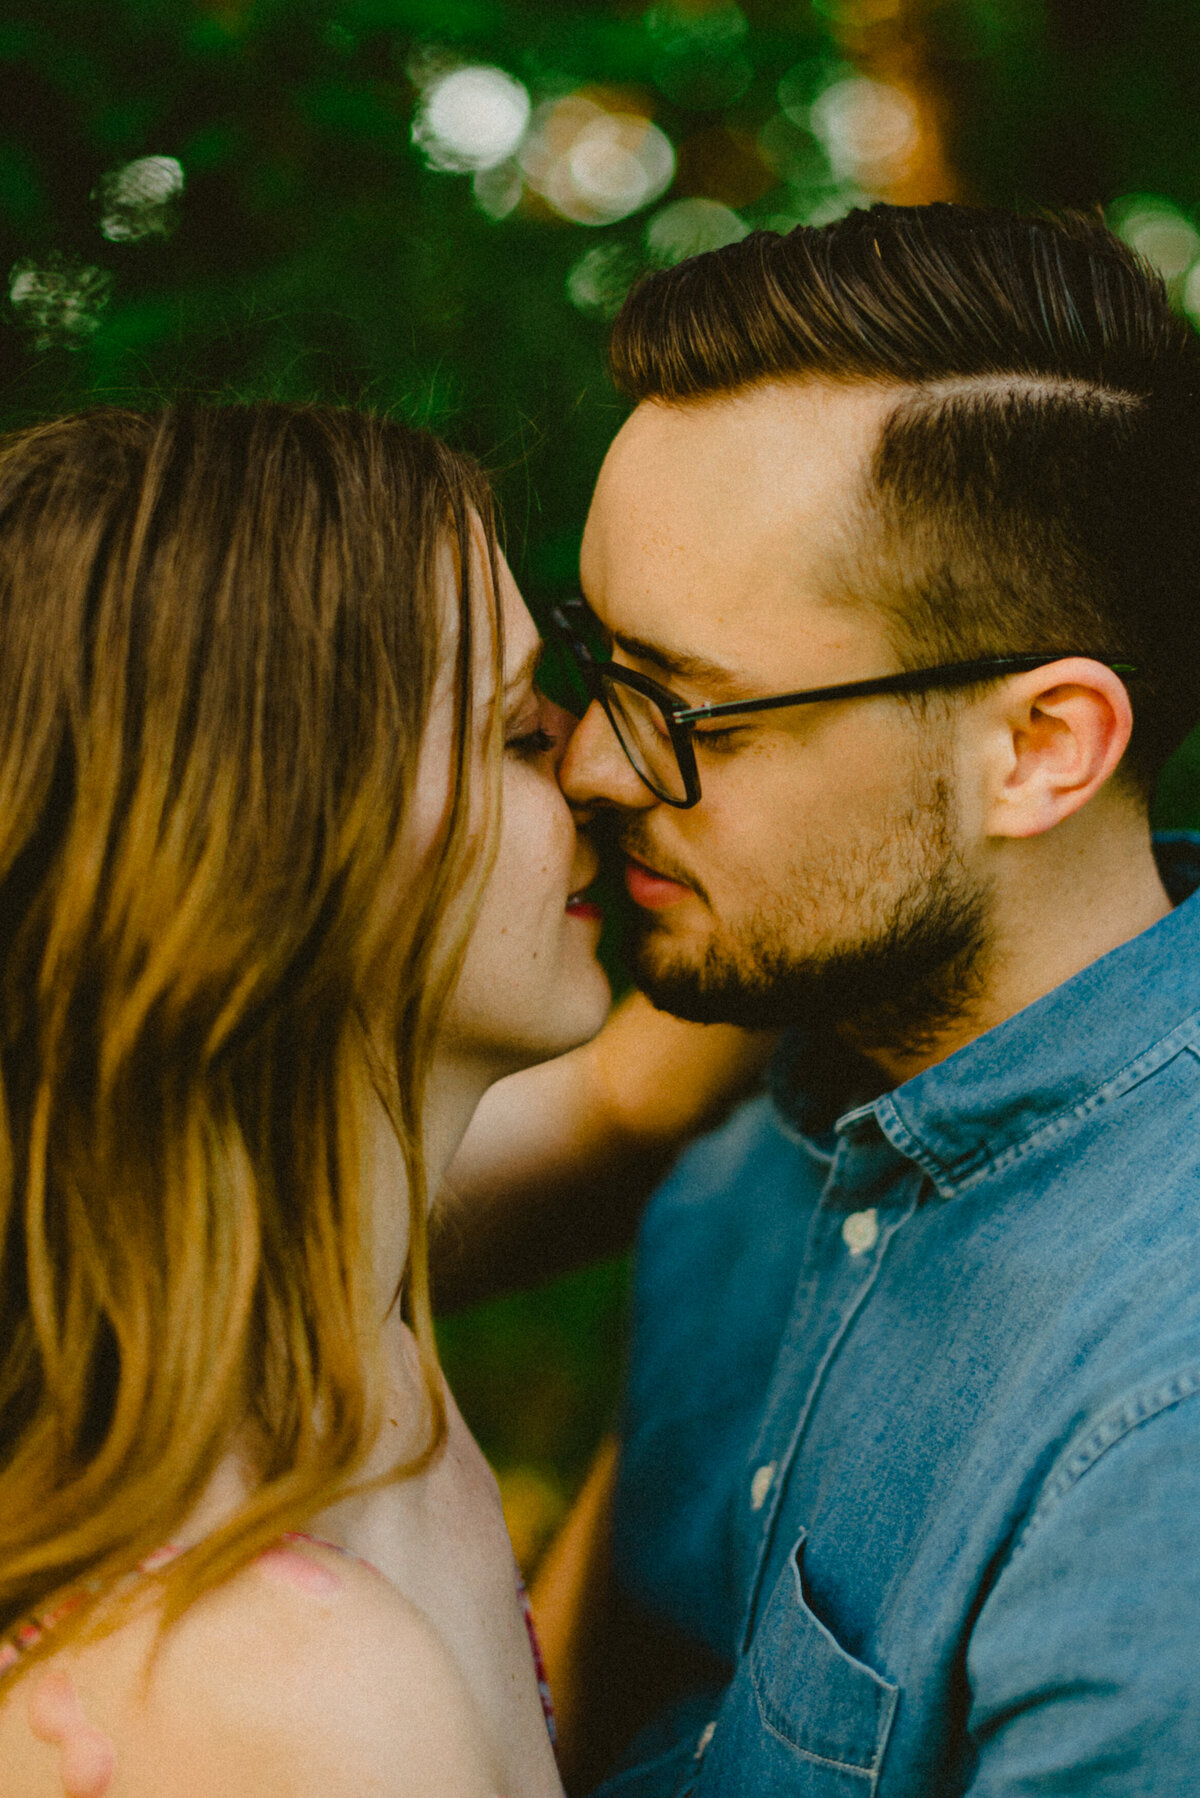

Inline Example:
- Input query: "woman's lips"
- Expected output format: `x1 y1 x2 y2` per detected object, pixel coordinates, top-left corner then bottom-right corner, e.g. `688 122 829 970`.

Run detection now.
566 891 604 923
623 856 692 910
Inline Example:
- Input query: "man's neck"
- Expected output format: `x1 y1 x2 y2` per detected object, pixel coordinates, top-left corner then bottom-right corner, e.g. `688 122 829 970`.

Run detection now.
850 813 1175 1090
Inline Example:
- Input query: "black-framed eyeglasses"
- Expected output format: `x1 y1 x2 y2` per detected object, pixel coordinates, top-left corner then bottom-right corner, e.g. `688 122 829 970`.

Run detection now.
548 599 1139 810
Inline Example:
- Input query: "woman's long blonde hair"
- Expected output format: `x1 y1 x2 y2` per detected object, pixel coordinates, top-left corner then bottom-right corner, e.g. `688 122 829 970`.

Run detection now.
0 403 500 1658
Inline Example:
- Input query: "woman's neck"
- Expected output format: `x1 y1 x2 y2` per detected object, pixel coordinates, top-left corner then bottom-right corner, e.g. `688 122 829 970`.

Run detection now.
361 1056 482 1313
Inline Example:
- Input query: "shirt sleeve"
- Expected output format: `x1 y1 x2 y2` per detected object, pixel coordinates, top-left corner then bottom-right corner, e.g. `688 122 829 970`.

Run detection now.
965 1378 1200 1795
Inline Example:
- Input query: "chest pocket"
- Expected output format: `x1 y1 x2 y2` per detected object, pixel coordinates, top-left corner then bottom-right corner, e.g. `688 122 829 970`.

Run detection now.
698 1533 899 1796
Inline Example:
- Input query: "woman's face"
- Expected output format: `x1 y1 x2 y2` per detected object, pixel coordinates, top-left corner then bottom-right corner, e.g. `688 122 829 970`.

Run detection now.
435 545 611 1083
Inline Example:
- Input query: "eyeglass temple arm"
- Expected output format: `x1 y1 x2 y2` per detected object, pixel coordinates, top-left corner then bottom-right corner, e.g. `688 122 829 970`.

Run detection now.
672 655 1140 725
546 610 1137 722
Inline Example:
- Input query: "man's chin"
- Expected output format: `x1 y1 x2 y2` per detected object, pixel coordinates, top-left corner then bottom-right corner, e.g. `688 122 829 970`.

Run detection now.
630 936 796 1029
628 883 993 1045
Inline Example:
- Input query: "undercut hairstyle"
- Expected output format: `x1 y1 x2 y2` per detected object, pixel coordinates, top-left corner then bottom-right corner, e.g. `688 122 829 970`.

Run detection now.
0 404 501 1666
610 204 1200 793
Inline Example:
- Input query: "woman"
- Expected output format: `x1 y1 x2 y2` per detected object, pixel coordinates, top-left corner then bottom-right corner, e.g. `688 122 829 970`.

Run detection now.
0 400 621 1798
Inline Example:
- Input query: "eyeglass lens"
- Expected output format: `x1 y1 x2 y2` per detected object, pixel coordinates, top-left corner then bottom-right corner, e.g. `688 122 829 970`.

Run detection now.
601 675 688 804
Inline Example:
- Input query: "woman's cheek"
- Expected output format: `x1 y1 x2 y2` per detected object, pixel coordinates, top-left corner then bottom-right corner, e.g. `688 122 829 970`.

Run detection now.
510 763 572 878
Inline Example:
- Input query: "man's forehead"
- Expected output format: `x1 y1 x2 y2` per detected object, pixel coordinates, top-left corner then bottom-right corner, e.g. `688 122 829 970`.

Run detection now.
592 380 892 520
581 381 894 673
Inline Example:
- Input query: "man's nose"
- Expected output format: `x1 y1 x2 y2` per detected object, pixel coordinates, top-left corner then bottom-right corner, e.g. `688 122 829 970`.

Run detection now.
558 698 658 812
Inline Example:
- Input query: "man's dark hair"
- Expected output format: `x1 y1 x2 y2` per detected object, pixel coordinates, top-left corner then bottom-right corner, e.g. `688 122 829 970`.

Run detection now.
610 204 1200 793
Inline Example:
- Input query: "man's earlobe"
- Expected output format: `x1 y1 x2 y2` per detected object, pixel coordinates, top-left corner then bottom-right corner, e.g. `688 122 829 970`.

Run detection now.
986 661 1134 841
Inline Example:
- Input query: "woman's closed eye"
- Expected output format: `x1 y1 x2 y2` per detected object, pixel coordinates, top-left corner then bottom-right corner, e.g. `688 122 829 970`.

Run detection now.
505 718 558 758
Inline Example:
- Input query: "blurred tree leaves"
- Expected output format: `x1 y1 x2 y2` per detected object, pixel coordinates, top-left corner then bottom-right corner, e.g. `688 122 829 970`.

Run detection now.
0 0 843 597
8 1 1200 614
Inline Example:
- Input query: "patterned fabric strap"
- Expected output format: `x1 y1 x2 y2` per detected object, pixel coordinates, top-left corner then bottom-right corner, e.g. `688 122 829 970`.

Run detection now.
0 1543 185 1675
515 1571 557 1747
1 1531 559 1753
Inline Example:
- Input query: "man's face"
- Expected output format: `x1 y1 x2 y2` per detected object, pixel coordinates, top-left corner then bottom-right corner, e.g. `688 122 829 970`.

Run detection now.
559 379 992 1061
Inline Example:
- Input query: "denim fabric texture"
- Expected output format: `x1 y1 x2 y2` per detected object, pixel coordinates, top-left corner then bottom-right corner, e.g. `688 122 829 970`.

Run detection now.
596 833 1200 1798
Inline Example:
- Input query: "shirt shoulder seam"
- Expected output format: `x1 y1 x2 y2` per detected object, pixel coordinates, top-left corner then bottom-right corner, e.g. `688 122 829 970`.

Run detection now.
1011 1364 1200 1559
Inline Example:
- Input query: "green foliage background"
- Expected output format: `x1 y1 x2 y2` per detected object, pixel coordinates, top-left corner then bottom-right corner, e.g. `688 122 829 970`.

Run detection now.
4 0 1200 1555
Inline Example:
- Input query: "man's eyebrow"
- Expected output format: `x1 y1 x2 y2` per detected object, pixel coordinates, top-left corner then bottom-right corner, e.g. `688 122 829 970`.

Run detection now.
611 628 750 695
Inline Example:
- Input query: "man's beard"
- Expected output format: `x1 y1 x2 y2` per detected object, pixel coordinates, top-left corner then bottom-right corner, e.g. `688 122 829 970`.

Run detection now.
624 779 992 1067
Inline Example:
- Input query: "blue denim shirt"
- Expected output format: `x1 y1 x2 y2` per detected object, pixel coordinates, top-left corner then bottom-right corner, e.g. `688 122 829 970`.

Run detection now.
597 834 1200 1798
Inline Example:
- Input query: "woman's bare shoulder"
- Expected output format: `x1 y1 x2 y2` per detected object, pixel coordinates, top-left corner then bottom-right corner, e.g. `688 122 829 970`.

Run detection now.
0 1539 512 1798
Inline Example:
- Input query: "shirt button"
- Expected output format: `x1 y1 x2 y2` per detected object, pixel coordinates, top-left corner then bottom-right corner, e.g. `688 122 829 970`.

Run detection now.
842 1207 879 1256
695 1721 716 1760
750 1462 776 1511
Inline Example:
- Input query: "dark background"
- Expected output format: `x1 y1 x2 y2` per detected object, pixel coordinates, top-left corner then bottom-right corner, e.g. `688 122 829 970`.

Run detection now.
5 0 1199 1566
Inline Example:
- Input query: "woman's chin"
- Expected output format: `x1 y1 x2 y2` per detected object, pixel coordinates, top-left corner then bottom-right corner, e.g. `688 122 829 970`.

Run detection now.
503 968 614 1075
568 966 615 1050
549 988 615 1063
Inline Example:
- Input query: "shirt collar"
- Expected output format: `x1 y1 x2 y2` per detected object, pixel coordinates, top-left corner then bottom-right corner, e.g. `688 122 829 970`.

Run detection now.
769 832 1200 1197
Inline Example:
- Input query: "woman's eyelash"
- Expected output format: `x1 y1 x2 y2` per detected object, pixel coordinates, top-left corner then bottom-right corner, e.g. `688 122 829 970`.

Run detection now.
507 726 557 757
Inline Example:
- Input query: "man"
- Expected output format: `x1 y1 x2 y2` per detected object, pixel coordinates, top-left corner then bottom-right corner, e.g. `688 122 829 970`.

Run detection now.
541 205 1200 1794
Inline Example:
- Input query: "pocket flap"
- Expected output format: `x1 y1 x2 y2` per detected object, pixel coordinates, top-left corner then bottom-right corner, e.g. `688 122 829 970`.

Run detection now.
750 1534 898 1778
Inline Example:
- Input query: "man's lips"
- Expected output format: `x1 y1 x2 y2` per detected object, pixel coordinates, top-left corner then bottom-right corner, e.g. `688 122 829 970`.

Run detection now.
623 854 692 910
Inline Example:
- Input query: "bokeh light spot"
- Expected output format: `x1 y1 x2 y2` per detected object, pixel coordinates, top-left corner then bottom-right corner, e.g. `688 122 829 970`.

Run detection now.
646 196 747 264
809 77 918 186
802 185 873 226
9 255 113 349
97 155 184 242
778 57 850 124
522 99 675 226
472 160 523 220
1111 196 1200 281
758 112 829 187
567 242 640 315
414 66 531 174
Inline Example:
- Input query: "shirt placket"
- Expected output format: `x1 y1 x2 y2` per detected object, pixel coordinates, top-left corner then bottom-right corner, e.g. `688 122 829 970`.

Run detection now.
735 1125 923 1653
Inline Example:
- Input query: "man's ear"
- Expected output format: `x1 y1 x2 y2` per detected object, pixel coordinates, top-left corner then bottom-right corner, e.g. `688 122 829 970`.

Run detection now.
983 658 1134 841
